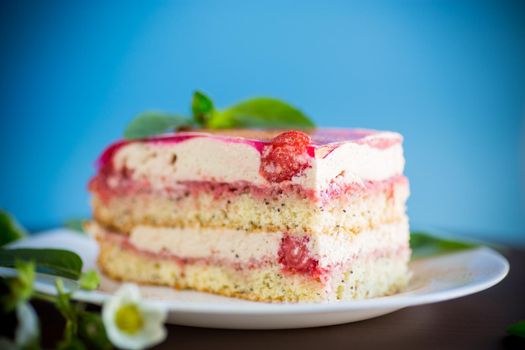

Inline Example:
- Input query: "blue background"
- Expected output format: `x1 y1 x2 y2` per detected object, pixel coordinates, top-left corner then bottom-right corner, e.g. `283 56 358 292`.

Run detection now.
1 1 524 245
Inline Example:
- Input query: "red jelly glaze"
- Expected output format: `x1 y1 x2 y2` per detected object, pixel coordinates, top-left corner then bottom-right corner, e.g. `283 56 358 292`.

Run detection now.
260 130 313 183
278 234 323 278
94 129 401 171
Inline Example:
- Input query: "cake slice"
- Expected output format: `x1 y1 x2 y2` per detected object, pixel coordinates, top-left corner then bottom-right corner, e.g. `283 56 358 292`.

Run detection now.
87 129 410 302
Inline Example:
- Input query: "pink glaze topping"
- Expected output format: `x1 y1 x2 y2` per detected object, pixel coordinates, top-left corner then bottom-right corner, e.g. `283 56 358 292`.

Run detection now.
96 128 402 170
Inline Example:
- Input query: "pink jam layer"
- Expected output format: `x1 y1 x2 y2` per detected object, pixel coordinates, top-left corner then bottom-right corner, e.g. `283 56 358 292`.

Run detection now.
96 129 402 170
319 174 409 203
101 230 409 282
89 171 408 205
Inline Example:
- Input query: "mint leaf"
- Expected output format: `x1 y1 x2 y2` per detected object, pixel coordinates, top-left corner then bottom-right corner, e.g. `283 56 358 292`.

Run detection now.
192 90 215 125
78 270 100 291
0 248 83 280
410 232 479 259
124 111 192 139
124 93 315 136
507 320 525 338
0 210 27 247
209 97 315 129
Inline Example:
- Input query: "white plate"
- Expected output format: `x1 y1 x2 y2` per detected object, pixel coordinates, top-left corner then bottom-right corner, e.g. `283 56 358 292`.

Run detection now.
5 229 509 329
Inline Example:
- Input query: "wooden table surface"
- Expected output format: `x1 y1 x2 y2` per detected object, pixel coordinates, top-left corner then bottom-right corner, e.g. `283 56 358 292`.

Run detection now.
19 248 525 349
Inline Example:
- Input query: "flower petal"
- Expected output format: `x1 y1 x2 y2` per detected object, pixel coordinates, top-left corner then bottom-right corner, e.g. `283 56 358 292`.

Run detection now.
115 283 142 303
15 302 39 348
102 283 168 350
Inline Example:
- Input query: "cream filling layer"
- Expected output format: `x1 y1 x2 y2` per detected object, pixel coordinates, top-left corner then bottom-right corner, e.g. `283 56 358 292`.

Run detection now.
312 217 409 268
112 136 405 191
90 219 409 268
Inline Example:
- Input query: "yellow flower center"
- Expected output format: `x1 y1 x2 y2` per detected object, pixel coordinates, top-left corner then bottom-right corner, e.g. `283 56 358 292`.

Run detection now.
115 303 144 335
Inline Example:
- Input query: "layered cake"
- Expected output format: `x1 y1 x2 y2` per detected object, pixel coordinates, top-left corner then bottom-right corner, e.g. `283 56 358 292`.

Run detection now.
87 129 410 302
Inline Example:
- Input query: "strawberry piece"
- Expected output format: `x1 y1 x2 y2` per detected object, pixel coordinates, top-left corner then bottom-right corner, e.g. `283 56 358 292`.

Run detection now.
260 130 312 183
278 234 320 276
271 130 311 147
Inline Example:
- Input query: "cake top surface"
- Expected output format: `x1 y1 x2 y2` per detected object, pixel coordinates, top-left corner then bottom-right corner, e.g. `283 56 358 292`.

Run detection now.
148 128 401 146
191 128 376 142
94 128 405 189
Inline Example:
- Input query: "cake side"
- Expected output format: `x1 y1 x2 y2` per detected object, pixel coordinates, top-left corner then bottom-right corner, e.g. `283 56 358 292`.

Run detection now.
89 219 410 302
88 128 411 302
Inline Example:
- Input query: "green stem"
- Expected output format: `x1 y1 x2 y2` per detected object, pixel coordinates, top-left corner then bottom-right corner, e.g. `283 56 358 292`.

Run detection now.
33 291 56 303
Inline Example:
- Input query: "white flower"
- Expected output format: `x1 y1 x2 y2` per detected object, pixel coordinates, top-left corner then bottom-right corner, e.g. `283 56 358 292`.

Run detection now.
0 302 40 350
103 284 167 350
15 302 39 347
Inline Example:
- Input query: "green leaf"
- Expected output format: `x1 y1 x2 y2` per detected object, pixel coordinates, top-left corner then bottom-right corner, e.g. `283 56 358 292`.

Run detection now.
410 231 479 259
78 270 100 291
507 320 525 338
13 260 35 303
0 249 83 280
209 97 315 129
0 210 27 247
54 279 112 350
124 111 192 139
0 260 36 312
77 312 112 350
64 219 87 234
192 90 215 126
57 338 87 350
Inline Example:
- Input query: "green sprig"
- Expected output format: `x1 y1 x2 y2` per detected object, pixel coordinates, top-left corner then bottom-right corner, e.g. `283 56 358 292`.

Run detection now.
507 320 525 338
0 210 27 247
0 261 40 349
55 279 112 349
0 260 35 313
124 91 315 139
410 231 479 259
0 211 112 349
124 111 192 139
78 270 100 291
0 248 83 280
